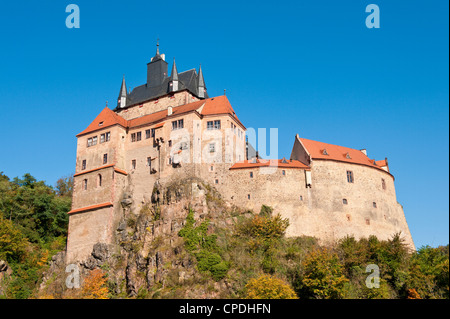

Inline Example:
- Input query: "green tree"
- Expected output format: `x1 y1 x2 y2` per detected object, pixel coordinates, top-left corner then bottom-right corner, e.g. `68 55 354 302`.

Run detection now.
0 215 28 262
406 245 449 299
297 248 348 299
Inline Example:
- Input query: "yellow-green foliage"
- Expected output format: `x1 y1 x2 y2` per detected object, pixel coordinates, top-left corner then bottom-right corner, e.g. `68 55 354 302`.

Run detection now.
298 248 348 299
0 216 28 261
244 274 297 299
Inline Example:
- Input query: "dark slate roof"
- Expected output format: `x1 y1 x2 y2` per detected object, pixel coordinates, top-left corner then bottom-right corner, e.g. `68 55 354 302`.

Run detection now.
114 63 208 111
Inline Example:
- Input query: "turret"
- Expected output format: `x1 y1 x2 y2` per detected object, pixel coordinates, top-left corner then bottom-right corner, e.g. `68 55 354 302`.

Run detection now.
168 58 179 92
198 64 206 98
117 75 127 108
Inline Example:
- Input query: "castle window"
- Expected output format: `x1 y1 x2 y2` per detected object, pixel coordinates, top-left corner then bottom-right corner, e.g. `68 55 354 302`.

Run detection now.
381 178 386 190
215 179 219 184
151 128 155 138
209 143 215 153
346 171 354 183
299 195 303 201
172 119 184 130
131 159 136 170
250 172 253 178
92 136 97 145
248 194 251 200
103 154 108 164
373 202 377 208
145 129 151 139
100 132 111 143
168 157 172 165
131 133 136 142
82 160 86 170
147 157 152 170
83 179 87 190
98 174 102 187
282 170 286 176
87 138 92 147
168 140 172 147
207 120 221 130
343 198 348 205
210 165 214 172
136 132 141 141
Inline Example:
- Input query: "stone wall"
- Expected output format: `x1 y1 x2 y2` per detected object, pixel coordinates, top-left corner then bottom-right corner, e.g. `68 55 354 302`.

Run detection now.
116 90 200 121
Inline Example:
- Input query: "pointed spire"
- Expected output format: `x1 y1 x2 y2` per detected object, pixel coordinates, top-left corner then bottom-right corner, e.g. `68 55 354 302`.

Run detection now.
171 58 178 81
117 75 127 108
198 64 205 98
119 75 127 97
169 58 179 92
198 64 205 88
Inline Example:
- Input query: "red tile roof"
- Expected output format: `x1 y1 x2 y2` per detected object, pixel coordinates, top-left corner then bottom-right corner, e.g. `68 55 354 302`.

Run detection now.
299 137 389 172
77 96 244 137
68 202 113 215
230 158 310 170
76 107 128 137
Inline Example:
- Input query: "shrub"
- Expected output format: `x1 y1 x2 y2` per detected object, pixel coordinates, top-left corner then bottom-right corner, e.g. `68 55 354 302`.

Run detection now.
179 209 229 281
244 274 297 299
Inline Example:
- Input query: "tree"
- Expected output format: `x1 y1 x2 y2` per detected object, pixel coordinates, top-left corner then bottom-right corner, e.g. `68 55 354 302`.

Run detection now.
298 248 348 299
81 269 109 299
245 274 297 299
0 215 28 262
55 175 74 197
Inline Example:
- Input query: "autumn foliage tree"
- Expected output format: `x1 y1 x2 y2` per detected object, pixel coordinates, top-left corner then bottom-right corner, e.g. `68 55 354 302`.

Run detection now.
297 248 348 299
245 274 297 299
81 269 109 299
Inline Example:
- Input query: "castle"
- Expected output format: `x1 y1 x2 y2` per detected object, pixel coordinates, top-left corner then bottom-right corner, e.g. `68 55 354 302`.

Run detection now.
66 45 415 263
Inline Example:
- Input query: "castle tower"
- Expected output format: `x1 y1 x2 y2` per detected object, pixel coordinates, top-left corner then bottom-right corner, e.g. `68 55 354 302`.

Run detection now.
147 40 168 88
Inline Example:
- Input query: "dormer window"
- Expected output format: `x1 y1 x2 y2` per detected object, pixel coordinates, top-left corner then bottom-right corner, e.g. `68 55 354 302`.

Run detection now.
323 149 328 155
345 152 351 159
98 121 104 127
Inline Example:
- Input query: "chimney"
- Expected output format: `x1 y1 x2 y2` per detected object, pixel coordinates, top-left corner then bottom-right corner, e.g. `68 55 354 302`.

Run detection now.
168 106 173 116
360 149 367 156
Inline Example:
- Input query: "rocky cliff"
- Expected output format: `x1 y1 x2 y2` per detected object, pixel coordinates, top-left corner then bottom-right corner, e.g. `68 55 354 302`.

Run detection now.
40 177 247 298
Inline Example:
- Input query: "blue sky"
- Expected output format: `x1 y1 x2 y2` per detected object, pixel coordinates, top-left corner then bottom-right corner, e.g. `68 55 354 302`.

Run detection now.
0 1 448 248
